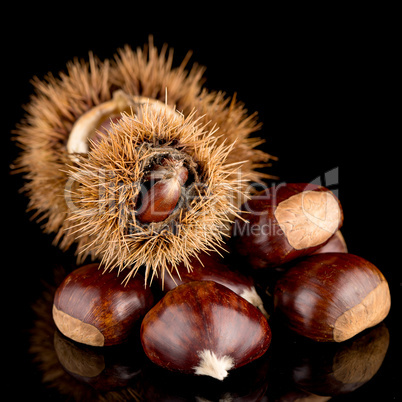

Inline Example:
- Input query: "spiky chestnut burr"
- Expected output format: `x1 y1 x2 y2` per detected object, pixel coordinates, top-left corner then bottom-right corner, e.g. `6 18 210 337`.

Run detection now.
66 106 253 283
52 263 154 346
231 183 344 269
140 281 271 380
273 253 391 342
12 37 275 282
156 250 269 318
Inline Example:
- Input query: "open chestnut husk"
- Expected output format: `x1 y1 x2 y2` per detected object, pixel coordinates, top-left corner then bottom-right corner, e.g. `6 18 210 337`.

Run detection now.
140 281 271 380
156 250 268 317
273 253 391 342
53 263 154 347
231 183 344 269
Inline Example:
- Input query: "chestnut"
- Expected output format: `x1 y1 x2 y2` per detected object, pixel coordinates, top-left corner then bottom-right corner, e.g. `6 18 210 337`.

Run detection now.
273 253 391 342
157 250 268 317
312 230 348 254
231 183 343 269
136 158 188 224
53 263 154 347
140 281 271 380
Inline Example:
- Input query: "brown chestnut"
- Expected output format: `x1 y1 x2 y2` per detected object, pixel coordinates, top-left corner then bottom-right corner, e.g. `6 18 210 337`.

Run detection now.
312 230 348 254
136 159 188 224
231 183 344 269
140 281 271 380
53 263 154 347
273 253 391 342
157 250 268 317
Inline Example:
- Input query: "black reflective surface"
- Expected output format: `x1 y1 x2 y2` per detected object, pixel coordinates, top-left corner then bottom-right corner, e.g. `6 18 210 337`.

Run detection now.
22 264 397 401
4 11 400 401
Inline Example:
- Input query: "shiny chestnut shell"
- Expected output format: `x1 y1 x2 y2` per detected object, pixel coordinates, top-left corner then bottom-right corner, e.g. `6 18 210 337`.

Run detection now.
231 183 344 269
159 251 255 293
158 251 268 317
53 263 154 346
140 281 271 380
313 230 348 254
274 253 391 342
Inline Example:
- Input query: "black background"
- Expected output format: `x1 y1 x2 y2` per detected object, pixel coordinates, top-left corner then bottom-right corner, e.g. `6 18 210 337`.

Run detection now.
3 5 400 401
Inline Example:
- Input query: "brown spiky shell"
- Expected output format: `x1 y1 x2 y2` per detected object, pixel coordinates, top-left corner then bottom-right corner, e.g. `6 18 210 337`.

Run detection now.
13 38 275 282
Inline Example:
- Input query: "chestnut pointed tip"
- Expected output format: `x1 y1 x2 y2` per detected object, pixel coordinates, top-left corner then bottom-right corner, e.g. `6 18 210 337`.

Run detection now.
193 349 234 381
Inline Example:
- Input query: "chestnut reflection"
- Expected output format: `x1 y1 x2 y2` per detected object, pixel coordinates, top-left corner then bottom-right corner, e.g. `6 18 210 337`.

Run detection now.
288 324 389 397
53 330 143 392
28 264 390 401
273 387 332 401
140 349 272 401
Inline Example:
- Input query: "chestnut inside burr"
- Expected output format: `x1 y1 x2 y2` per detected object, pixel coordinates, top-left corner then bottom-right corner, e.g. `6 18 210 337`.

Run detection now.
136 161 187 223
135 151 199 225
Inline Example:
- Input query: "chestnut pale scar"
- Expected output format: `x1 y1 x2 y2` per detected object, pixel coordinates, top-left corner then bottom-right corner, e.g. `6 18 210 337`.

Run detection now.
333 281 391 342
52 305 105 347
274 190 341 250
